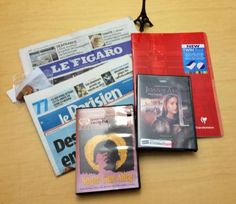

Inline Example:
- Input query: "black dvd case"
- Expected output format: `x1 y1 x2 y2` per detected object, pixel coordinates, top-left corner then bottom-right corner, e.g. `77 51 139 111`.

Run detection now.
137 74 198 151
75 105 140 194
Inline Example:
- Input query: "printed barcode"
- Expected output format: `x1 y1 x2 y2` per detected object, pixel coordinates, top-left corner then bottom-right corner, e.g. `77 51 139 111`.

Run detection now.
141 139 150 145
140 139 172 148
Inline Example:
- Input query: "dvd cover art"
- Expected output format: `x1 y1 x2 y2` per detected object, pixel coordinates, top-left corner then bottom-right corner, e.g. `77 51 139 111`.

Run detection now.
137 75 197 151
76 105 140 194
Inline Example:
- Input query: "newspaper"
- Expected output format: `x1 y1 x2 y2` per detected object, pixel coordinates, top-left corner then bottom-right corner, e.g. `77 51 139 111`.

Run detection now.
24 56 134 176
19 17 137 85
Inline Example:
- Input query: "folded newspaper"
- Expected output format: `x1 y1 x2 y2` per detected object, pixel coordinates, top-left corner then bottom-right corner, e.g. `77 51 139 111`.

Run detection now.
8 17 137 103
19 17 137 85
24 56 134 176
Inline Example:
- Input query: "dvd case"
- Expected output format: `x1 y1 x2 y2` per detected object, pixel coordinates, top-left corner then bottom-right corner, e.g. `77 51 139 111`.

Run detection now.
137 75 198 151
76 105 140 194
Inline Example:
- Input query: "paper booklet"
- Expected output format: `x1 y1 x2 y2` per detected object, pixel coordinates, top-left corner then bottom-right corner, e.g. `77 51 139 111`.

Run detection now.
131 33 223 137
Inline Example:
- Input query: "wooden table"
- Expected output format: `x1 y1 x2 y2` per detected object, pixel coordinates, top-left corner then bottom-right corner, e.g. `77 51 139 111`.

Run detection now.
0 0 235 203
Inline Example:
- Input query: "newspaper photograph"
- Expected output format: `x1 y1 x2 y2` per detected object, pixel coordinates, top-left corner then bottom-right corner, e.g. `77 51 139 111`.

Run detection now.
24 56 134 176
20 17 137 85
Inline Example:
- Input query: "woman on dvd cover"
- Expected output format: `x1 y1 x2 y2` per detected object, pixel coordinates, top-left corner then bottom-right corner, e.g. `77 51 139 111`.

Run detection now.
137 75 198 151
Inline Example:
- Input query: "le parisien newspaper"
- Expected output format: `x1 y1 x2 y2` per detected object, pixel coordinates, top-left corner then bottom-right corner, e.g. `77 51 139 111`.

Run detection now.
24 56 134 176
19 17 137 85
22 17 137 176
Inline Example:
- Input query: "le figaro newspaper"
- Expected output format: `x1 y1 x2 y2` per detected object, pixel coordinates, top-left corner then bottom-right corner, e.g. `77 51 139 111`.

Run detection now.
24 56 134 176
19 17 137 85
8 17 136 103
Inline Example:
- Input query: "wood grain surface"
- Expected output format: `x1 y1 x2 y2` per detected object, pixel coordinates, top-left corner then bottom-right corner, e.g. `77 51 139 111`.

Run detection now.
0 0 235 203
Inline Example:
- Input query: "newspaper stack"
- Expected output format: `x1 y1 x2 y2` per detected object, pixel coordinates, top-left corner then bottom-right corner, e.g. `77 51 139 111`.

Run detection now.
21 17 137 176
